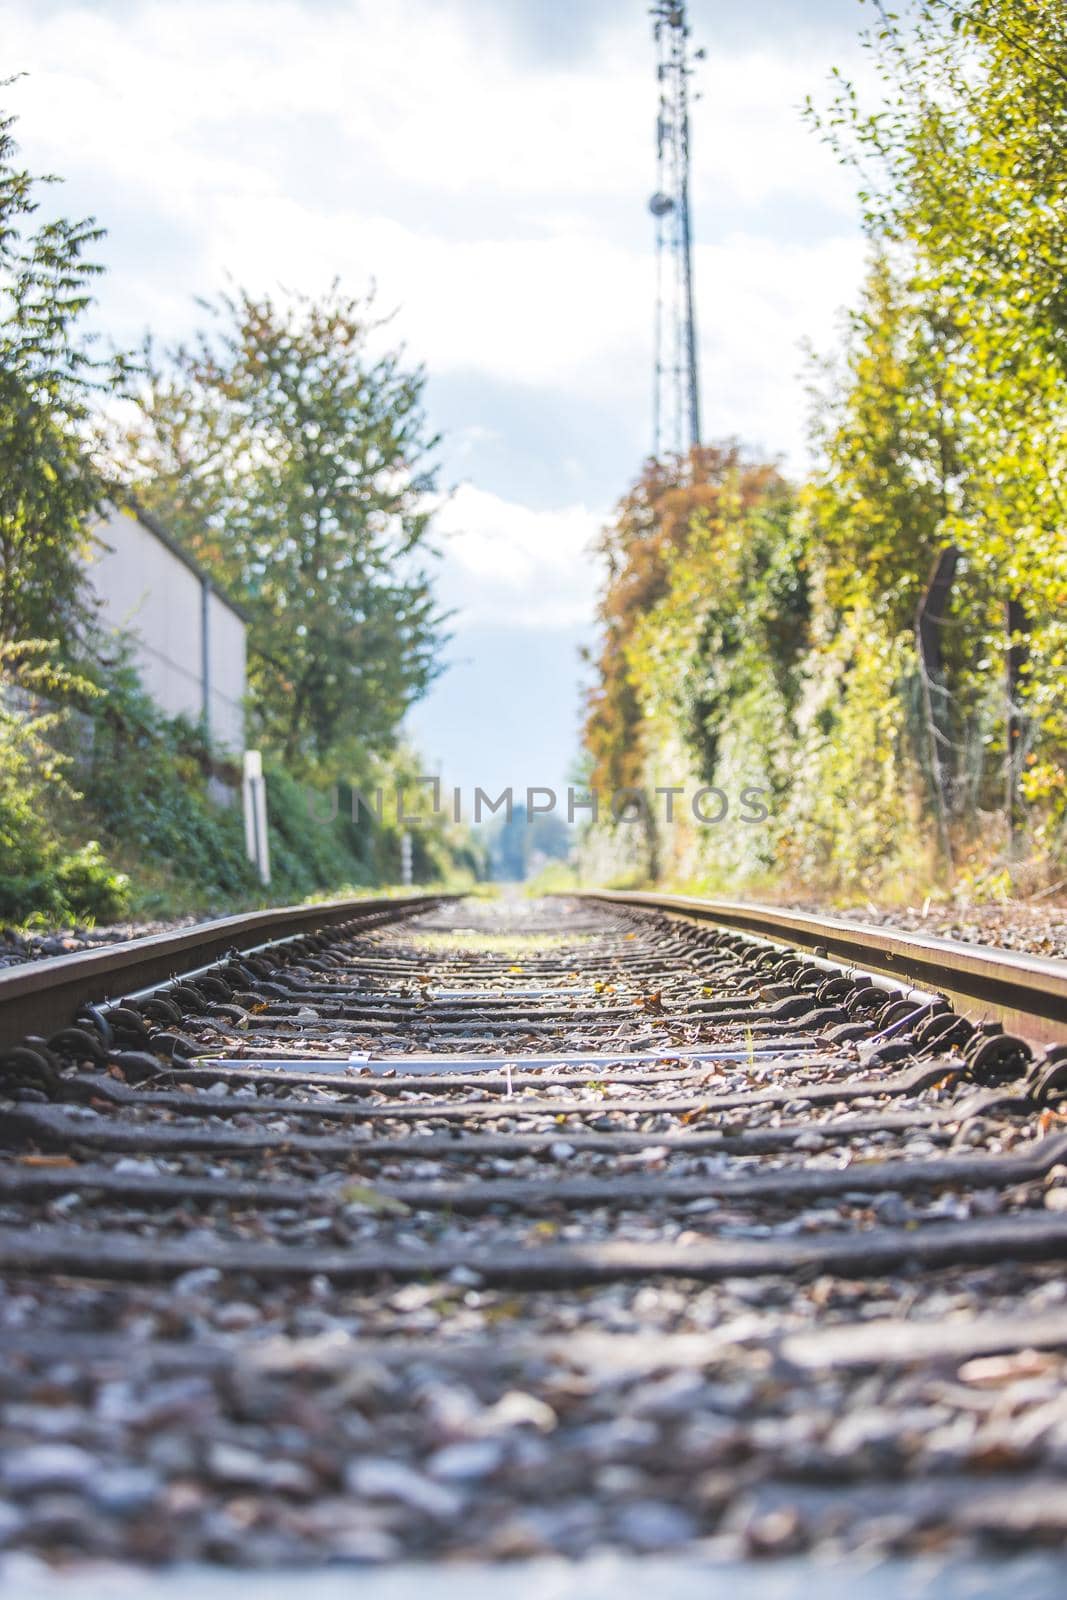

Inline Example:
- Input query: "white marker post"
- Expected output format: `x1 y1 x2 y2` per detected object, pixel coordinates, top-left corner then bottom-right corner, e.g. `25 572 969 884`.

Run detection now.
400 830 413 887
242 749 271 886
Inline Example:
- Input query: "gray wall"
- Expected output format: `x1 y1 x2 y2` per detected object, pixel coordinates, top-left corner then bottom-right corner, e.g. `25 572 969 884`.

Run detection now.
85 504 246 752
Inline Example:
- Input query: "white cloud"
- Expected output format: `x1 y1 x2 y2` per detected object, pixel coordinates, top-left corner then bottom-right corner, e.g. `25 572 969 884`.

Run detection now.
697 231 868 463
2 0 874 788
3 1 869 476
4 2 864 210
431 484 603 630
0 0 871 610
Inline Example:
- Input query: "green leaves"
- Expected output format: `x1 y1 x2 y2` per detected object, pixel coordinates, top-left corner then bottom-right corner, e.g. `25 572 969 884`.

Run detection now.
0 640 128 923
584 2 1067 891
806 0 1067 848
339 1183 411 1217
0 100 129 647
114 286 448 776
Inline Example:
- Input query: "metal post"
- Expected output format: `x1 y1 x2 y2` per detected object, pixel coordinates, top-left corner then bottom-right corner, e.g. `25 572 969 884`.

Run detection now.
1005 596 1029 858
200 576 212 741
243 749 271 887
915 547 958 870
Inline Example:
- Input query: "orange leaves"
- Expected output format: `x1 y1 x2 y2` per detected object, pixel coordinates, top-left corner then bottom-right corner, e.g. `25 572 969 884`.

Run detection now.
584 444 791 796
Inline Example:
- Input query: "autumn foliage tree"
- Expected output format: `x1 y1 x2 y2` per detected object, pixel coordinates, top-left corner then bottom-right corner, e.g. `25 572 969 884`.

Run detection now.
585 443 795 809
810 0 1067 850
583 3 1067 893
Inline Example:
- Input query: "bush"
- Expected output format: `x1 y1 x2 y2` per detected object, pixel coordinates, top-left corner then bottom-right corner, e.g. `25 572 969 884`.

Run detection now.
1 642 484 927
52 841 130 922
0 643 130 923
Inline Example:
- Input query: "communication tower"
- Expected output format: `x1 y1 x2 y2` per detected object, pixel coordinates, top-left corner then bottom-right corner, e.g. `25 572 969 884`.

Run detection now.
649 3 703 458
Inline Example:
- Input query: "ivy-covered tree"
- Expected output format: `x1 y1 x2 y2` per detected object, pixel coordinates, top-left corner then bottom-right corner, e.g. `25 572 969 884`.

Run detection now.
582 3 1067 892
805 253 967 632
115 285 448 775
0 97 124 646
810 0 1067 841
585 444 791 799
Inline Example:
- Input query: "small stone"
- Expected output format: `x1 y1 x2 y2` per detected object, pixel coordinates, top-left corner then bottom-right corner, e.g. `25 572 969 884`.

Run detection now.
2 1445 97 1497
446 1265 483 1288
629 1370 706 1419
207 1443 314 1495
146 1434 198 1475
826 1406 911 1459
614 1499 697 1550
89 1467 161 1515
173 1266 222 1295
0 1501 25 1543
206 1442 265 1484
213 1301 261 1330
744 1506 806 1555
573 1417 659 1459
692 1470 736 1511
112 1157 160 1177
484 1515 550 1558
616 1145 669 1167
871 1193 910 1225
549 1141 575 1160
3 1405 85 1439
344 1458 462 1520
594 1464 647 1497
481 1390 557 1434
329 1526 402 1563
18 1493 105 1549
427 1439 505 1481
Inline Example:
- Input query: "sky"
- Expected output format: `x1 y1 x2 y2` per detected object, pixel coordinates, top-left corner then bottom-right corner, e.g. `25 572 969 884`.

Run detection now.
2 0 876 803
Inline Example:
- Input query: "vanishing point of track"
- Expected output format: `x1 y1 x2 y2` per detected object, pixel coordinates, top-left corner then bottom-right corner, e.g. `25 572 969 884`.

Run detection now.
2 890 1067 1571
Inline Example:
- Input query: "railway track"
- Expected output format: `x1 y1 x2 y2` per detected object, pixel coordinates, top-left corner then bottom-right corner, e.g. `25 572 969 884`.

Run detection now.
1 889 1067 1588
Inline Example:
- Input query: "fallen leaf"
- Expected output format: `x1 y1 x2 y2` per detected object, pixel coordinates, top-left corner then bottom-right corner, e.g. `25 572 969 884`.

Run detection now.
340 1183 411 1216
958 1350 1059 1387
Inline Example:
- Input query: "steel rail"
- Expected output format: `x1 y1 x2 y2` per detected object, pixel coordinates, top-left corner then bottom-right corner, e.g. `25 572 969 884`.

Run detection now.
3 894 1067 1570
0 891 456 1050
576 889 1067 1046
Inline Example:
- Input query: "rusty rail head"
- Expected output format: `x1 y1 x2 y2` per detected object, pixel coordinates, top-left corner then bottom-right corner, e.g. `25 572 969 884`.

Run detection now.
574 890 1067 1048
0 892 457 1052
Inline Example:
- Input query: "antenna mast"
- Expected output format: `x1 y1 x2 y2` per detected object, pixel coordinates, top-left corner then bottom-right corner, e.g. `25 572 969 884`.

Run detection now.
649 2 702 460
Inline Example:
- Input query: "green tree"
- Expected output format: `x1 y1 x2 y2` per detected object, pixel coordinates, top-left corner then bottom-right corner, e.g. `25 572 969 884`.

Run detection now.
0 641 129 922
116 285 448 775
806 253 965 630
808 0 1067 851
0 97 125 646
585 444 786 798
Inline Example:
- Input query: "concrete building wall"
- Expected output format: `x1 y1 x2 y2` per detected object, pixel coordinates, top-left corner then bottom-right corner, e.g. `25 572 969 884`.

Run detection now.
206 590 247 753
86 503 246 752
